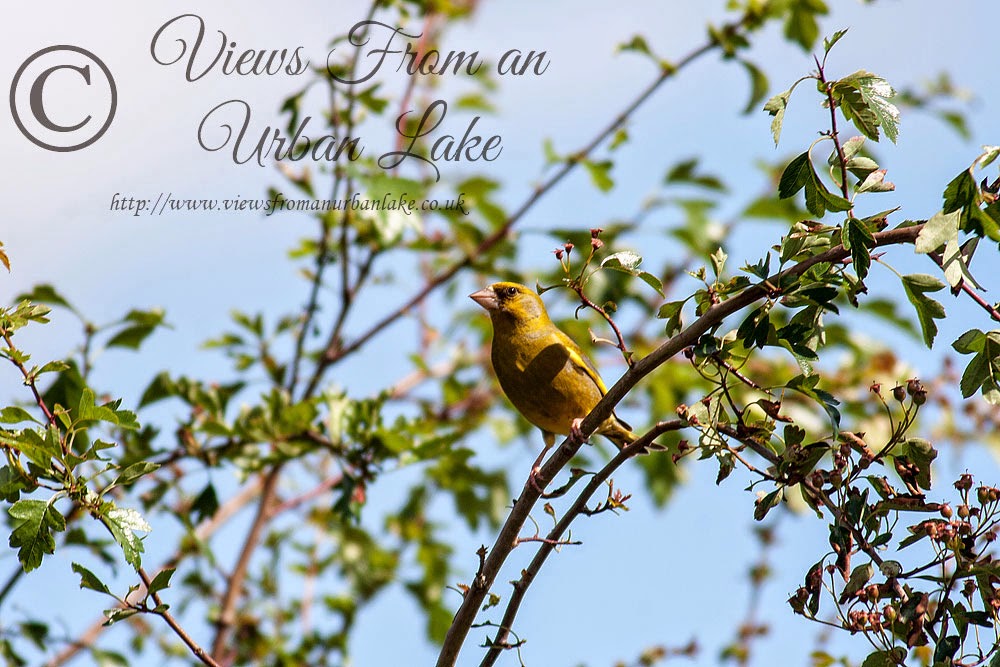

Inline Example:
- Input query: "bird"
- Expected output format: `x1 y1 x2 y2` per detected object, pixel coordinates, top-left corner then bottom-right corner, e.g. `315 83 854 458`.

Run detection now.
469 281 634 473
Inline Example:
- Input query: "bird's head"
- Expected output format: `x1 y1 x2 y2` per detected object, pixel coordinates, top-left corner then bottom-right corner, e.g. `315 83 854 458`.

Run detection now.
469 282 549 324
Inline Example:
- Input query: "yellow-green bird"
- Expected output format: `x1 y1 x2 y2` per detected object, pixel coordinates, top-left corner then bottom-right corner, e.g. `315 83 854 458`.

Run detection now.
470 282 634 465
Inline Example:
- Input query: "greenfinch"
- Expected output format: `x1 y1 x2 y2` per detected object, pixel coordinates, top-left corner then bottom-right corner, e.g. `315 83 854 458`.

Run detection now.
470 282 634 461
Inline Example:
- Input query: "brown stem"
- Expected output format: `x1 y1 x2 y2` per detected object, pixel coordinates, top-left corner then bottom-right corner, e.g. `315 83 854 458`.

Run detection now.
436 223 924 667
1 332 58 429
210 465 284 660
288 0 379 399
479 421 683 667
803 479 884 568
573 285 633 366
928 251 1000 322
816 56 852 201
46 477 269 667
138 567 222 667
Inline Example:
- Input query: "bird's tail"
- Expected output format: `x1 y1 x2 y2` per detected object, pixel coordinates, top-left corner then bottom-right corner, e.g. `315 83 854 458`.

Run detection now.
600 415 635 450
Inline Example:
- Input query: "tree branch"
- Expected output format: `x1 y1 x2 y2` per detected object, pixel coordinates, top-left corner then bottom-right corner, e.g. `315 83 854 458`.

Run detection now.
45 476 267 667
435 223 924 667
303 13 752 395
480 421 684 667
138 567 222 667
211 464 284 660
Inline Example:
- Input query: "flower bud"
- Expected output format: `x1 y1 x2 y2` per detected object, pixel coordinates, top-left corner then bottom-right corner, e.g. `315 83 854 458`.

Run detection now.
892 385 906 402
955 473 974 491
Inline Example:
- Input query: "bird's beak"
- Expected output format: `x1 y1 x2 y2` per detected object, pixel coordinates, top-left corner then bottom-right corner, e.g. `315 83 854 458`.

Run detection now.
469 286 498 311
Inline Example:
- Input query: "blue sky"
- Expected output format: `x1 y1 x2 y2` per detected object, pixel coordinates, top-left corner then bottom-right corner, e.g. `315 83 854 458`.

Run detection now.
3 2 1000 666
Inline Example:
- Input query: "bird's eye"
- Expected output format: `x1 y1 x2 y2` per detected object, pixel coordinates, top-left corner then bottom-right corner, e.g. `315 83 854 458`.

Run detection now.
505 286 518 297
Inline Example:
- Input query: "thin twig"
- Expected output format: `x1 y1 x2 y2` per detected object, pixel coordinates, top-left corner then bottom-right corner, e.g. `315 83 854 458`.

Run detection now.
289 0 380 400
816 55 852 202
480 421 683 667
1 332 57 428
573 285 633 366
305 13 737 394
45 478 268 667
137 567 222 667
928 252 1000 322
210 464 284 660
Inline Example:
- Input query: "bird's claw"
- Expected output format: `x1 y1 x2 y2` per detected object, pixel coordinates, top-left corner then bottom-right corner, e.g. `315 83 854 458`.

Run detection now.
529 466 547 494
569 418 585 444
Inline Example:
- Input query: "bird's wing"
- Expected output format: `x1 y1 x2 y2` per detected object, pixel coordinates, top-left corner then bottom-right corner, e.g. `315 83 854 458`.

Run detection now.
555 329 608 395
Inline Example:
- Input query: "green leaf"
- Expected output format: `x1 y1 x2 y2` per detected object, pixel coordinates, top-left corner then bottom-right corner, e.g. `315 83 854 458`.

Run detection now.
191 483 220 523
601 251 642 273
0 407 39 425
0 466 32 502
836 135 866 164
953 329 986 355
778 151 851 217
786 374 841 433
9 499 66 572
754 488 782 520
784 0 828 50
823 29 849 56
638 271 664 296
656 300 685 336
763 89 791 146
618 35 653 58
855 169 894 193
109 462 160 490
72 562 114 596
778 152 812 199
102 504 151 569
36 360 70 377
77 388 120 425
89 648 130 667
979 145 1000 169
9 427 61 471
664 158 726 191
902 438 937 490
915 209 960 254
13 284 74 312
848 70 900 143
941 237 982 290
901 274 946 347
146 567 175 596
833 82 880 142
139 371 176 408
103 607 139 626
583 159 614 192
861 648 907 667
106 309 166 350
842 218 876 280
943 169 978 214
954 330 1000 404
739 59 769 115
840 562 874 601
710 248 728 278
